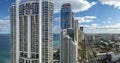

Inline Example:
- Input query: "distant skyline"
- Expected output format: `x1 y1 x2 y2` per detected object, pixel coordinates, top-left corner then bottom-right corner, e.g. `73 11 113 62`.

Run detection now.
0 0 120 34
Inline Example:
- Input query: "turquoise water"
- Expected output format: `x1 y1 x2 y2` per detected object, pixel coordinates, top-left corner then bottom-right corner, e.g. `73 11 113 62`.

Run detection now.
53 40 60 48
0 52 10 63
0 34 60 63
0 34 10 63
53 34 60 48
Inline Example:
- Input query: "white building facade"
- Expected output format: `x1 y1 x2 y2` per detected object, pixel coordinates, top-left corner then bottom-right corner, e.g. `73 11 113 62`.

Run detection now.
60 30 76 63
10 0 54 63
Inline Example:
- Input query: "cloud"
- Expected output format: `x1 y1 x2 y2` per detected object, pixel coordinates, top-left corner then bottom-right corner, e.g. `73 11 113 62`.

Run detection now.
91 23 100 28
0 16 10 34
75 16 97 23
80 23 120 34
54 17 60 22
99 0 120 9
80 23 100 29
53 26 60 34
53 0 97 13
4 15 10 20
103 18 112 24
0 19 10 25
103 21 111 24
81 23 120 29
54 16 97 23
108 18 112 20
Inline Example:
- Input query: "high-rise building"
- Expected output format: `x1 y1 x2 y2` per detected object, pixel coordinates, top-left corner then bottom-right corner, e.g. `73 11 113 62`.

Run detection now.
10 0 54 63
78 27 85 62
80 27 84 40
67 28 74 41
74 20 79 63
80 27 83 32
60 3 77 63
74 20 78 42
72 13 74 28
61 3 72 29
61 30 76 63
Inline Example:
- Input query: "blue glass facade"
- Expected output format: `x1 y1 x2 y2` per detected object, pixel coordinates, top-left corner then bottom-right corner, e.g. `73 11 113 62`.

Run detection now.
67 28 74 41
61 3 72 29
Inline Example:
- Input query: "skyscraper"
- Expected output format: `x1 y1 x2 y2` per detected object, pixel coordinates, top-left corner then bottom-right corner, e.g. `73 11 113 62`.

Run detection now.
10 0 54 63
61 30 76 63
60 3 77 63
61 3 72 29
74 20 79 63
74 20 78 42
72 13 74 28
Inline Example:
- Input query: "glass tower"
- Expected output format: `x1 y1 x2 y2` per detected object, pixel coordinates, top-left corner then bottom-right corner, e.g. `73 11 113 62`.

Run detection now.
60 3 77 63
61 3 72 29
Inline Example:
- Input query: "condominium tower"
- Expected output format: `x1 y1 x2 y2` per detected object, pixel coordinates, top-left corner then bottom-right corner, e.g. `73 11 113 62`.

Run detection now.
61 29 76 63
60 3 77 63
10 0 54 63
61 3 73 29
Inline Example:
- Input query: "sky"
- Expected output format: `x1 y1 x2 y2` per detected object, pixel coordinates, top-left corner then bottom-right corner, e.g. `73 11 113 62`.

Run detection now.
0 0 120 34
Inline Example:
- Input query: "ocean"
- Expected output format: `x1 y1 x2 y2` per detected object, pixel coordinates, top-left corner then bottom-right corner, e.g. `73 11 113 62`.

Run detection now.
0 34 60 63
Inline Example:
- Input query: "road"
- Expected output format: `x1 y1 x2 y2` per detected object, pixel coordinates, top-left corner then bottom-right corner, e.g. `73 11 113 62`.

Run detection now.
85 39 98 63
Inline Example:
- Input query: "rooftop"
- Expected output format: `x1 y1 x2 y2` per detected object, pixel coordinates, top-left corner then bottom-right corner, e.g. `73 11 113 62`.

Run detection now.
62 3 71 7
